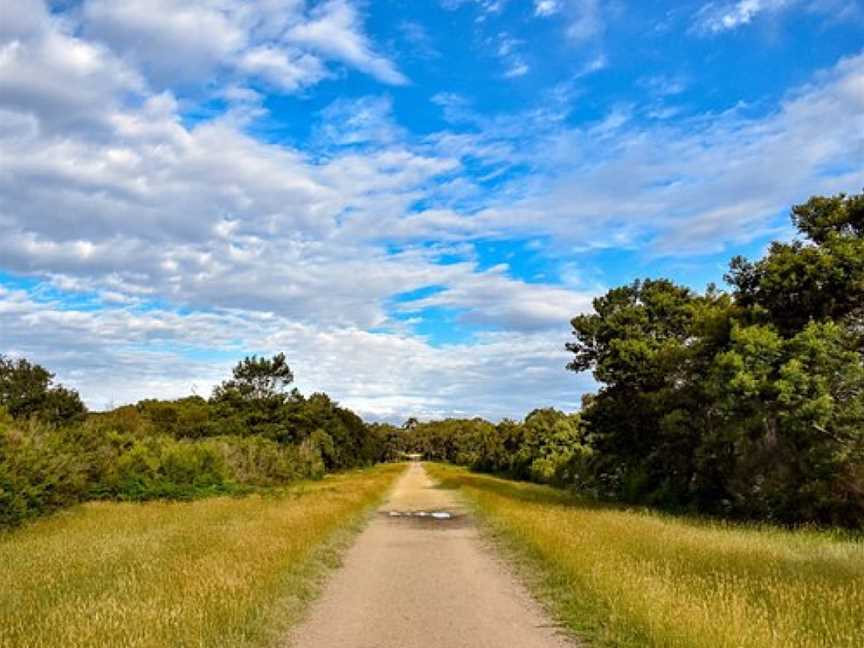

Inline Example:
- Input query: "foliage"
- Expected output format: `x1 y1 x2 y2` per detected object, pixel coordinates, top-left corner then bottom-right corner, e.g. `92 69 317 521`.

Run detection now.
726 192 864 335
0 354 384 528
567 192 864 525
0 356 86 425
381 409 591 488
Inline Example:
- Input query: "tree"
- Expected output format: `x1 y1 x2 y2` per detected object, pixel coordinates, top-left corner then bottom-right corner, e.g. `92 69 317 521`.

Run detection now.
563 193 864 524
516 409 589 486
566 279 716 503
210 354 296 442
0 356 86 425
212 353 294 403
726 192 864 336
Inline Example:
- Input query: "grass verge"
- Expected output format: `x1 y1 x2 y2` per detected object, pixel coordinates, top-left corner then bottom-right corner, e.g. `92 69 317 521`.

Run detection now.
0 463 404 648
426 463 864 648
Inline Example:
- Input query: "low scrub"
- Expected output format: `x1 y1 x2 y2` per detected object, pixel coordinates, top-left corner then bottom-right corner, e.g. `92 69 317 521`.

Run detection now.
0 412 327 527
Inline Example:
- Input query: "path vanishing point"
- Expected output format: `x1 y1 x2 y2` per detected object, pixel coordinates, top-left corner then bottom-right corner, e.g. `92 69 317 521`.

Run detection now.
288 462 575 648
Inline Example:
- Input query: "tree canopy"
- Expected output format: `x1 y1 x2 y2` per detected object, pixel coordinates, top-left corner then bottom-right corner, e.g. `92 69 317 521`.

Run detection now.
566 191 864 525
0 356 86 425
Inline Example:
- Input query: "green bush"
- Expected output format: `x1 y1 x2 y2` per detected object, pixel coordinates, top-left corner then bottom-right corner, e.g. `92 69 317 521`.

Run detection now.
0 415 91 526
0 417 331 528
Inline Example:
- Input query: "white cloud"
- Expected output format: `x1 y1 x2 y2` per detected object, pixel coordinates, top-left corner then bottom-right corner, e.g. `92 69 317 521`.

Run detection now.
441 0 505 17
2 0 863 420
690 0 859 33
79 0 405 90
491 32 531 79
238 46 328 91
503 61 530 78
423 51 864 255
314 95 403 146
563 0 605 41
695 0 790 32
286 0 408 85
535 1 562 17
397 265 595 331
0 285 591 420
638 74 688 96
81 0 247 84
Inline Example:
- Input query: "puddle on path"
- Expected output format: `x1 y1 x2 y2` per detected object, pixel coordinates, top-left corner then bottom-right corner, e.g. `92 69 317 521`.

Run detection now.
386 510 453 519
381 510 466 528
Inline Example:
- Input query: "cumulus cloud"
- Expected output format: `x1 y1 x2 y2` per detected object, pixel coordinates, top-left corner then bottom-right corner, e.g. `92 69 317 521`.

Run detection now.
2 0 863 418
79 0 405 89
0 285 591 420
396 265 594 331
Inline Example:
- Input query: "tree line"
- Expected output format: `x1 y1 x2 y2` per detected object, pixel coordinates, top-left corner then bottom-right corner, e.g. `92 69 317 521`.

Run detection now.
386 192 864 527
2 192 863 528
0 353 386 527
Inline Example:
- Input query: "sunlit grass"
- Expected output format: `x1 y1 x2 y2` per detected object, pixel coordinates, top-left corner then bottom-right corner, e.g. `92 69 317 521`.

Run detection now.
0 463 403 648
427 464 864 648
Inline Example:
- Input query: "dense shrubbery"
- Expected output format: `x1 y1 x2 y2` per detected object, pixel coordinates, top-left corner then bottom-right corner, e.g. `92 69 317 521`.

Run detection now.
0 354 384 528
0 411 334 527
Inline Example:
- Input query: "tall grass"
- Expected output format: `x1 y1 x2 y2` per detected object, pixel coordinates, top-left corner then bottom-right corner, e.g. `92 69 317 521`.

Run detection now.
0 464 402 648
427 464 864 648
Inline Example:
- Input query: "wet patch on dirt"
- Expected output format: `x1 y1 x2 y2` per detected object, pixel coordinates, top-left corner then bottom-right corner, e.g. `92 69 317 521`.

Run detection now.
379 510 470 529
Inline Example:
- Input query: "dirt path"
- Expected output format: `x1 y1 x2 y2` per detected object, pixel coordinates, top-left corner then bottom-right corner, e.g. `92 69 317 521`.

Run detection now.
287 462 574 648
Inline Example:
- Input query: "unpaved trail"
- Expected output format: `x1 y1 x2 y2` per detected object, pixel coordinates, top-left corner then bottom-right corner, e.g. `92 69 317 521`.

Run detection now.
288 462 574 648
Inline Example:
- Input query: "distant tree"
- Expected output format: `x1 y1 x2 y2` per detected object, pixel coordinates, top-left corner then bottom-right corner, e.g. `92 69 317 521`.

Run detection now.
212 353 294 403
0 355 86 425
210 354 296 442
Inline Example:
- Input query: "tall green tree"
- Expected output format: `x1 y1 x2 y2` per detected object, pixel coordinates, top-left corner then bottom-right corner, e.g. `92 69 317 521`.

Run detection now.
566 192 864 524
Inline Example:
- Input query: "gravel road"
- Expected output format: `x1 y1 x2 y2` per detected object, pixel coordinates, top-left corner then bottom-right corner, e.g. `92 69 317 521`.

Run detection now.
287 462 574 648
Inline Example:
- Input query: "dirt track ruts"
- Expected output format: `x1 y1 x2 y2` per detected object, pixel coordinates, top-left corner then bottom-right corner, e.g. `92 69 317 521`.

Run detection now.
287 462 575 648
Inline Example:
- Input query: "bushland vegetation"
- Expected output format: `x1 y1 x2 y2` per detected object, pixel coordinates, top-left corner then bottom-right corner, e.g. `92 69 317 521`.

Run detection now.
0 353 386 528
390 193 864 527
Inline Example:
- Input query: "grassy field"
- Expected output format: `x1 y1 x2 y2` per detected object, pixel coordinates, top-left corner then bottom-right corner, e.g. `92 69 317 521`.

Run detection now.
0 463 403 648
427 464 864 648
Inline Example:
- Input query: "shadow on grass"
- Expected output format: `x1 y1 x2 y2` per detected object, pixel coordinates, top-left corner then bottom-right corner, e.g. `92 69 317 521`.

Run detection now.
427 464 616 512
428 464 864 541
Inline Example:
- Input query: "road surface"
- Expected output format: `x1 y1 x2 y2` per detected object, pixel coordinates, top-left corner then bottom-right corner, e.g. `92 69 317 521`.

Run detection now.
287 462 574 648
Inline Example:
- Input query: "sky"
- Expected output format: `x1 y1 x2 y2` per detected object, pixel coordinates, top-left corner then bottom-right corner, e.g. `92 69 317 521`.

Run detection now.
0 0 862 421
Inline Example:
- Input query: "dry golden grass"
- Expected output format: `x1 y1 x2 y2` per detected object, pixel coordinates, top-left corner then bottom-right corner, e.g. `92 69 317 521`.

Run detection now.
427 464 864 648
0 464 403 648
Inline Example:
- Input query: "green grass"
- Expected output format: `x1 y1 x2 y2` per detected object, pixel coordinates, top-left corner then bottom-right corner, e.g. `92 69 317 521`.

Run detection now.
0 463 403 648
427 463 864 648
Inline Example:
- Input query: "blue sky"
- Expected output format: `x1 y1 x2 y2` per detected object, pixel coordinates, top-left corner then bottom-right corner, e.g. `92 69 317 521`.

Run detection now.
0 0 862 420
